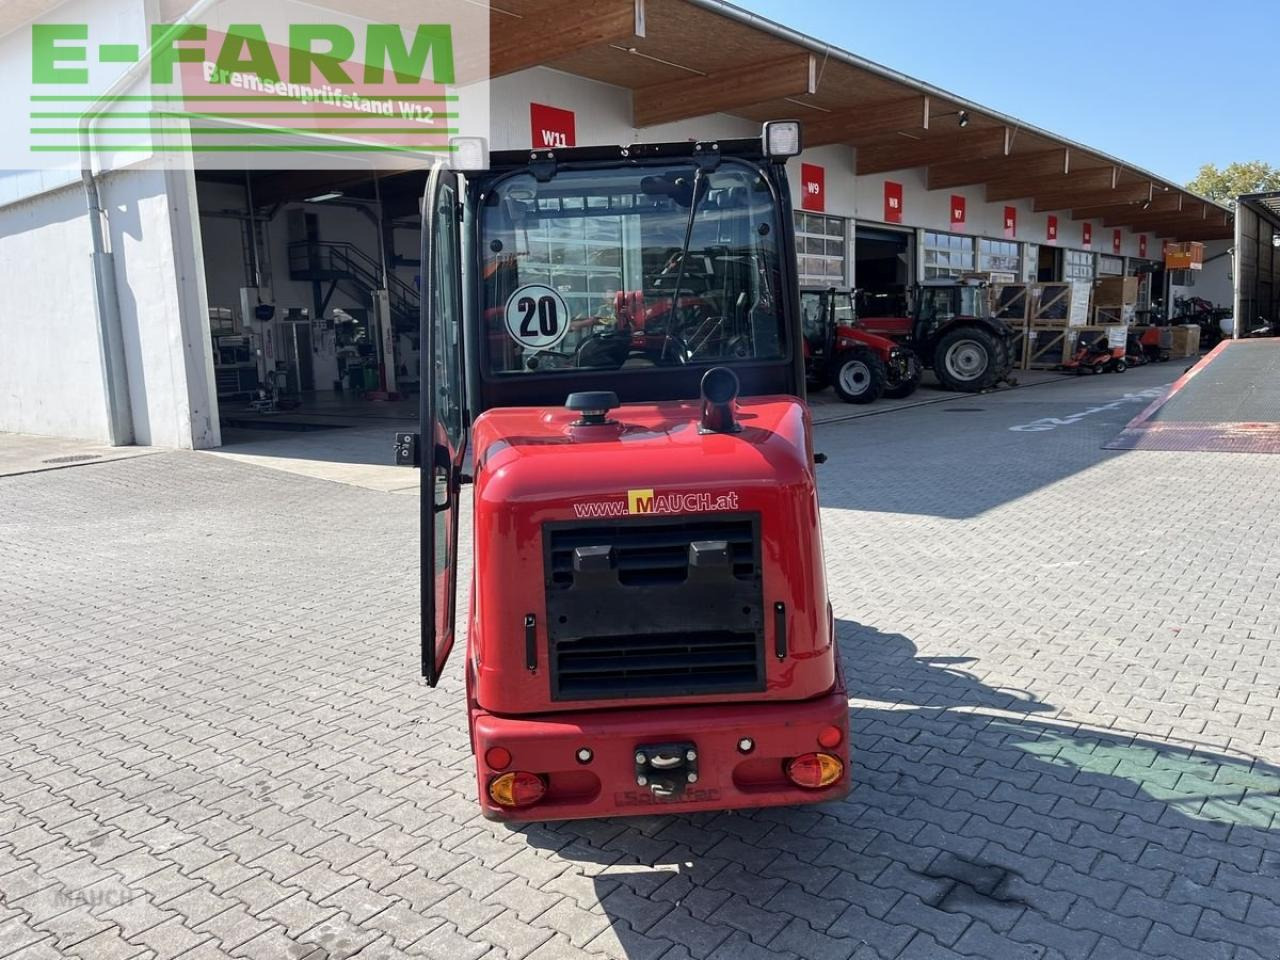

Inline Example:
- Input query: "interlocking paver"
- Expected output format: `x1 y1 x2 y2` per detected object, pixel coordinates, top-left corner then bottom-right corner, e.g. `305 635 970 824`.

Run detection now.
3 366 1280 960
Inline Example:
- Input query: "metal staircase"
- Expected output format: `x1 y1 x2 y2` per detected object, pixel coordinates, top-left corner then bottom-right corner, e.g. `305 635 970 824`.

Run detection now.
287 241 419 328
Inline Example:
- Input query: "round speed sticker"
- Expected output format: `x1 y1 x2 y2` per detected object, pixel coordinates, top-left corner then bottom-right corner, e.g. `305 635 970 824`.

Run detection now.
504 284 570 351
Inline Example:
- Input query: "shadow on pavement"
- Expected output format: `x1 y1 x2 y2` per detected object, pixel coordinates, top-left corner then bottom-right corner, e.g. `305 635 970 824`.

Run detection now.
813 372 1173 520
513 619 1280 959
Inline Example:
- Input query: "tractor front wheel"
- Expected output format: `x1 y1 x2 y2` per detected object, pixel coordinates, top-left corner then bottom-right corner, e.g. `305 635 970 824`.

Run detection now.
934 327 1002 393
832 347 886 404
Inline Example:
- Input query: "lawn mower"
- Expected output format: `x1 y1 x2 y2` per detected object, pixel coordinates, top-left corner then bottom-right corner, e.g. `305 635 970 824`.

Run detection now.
1062 334 1126 375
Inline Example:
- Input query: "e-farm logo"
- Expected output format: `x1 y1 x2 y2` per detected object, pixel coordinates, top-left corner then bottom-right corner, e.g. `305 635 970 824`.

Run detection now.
14 1 489 170
573 489 742 519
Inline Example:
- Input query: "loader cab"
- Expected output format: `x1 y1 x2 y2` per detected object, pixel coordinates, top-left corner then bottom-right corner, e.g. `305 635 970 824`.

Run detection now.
415 125 807 688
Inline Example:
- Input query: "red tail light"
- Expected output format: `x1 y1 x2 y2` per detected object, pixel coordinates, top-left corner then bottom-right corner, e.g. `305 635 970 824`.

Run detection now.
488 771 547 808
818 725 843 749
785 753 843 789
484 746 512 770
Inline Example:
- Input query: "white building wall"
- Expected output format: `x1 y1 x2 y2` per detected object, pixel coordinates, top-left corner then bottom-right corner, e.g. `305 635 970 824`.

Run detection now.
0 167 217 446
0 181 113 441
103 168 219 448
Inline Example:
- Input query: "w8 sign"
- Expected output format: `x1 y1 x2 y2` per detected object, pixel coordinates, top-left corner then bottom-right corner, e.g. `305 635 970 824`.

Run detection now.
800 163 825 212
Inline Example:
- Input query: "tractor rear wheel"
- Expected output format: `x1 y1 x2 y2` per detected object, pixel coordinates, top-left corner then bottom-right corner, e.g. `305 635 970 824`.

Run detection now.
934 327 1002 393
832 347 886 404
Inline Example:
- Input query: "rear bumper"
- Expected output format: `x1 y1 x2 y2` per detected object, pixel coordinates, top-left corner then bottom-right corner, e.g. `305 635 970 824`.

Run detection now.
470 678 850 822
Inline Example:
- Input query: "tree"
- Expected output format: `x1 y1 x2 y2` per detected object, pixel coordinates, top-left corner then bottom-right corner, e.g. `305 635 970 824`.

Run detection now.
1187 161 1280 202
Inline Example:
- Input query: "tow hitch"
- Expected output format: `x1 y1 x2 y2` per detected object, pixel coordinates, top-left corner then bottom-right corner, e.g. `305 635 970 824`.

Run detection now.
634 742 699 798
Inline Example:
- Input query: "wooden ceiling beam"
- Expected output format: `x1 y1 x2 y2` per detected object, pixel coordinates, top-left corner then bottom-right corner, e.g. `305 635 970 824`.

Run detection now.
855 127 1009 176
802 96 930 148
985 167 1118 204
1031 180 1153 213
1103 211 1206 230
634 53 814 128
1072 193 1182 221
926 148 1071 191
491 0 641 79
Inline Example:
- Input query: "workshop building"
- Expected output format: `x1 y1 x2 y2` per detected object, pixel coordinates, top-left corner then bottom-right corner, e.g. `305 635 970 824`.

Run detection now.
0 0 1237 448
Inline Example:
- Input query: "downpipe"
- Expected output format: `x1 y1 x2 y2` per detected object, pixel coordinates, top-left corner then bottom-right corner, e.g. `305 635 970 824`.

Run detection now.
77 0 221 445
82 168 134 446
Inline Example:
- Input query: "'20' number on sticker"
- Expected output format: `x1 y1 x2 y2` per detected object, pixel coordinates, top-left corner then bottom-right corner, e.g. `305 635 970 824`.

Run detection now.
503 284 569 350
518 295 560 339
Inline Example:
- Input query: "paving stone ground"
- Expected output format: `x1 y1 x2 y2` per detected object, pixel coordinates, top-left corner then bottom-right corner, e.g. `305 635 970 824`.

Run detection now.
2 361 1279 960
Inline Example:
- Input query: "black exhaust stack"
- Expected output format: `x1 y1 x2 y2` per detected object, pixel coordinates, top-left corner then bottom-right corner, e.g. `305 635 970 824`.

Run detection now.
699 367 742 434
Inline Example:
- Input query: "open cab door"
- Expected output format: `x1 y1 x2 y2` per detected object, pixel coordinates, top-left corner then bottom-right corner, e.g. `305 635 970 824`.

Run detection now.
418 162 467 686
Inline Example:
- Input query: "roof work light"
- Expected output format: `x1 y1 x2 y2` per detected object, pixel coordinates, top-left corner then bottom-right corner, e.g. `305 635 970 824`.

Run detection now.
763 120 802 160
449 137 489 171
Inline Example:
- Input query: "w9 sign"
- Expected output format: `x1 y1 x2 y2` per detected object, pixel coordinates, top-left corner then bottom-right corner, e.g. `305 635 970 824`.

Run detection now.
800 163 825 212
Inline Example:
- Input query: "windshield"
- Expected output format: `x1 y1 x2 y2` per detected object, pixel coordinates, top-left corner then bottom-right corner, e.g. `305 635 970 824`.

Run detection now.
480 160 786 376
918 285 987 323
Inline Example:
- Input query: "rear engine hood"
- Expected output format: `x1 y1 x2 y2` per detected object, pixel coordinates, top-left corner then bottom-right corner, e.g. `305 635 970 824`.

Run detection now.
467 396 833 716
473 396 814 511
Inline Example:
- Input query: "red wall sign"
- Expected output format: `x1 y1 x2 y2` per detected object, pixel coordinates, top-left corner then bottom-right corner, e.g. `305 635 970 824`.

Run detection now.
1003 206 1017 239
1112 229 1123 255
1139 234 1148 258
1046 215 1058 243
950 195 966 229
530 102 576 149
800 163 825 212
884 180 903 223
1081 222 1092 249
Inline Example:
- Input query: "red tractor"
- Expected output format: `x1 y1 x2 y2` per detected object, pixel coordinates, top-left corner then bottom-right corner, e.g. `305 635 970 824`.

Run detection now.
400 124 849 822
856 282 1018 393
801 287 920 403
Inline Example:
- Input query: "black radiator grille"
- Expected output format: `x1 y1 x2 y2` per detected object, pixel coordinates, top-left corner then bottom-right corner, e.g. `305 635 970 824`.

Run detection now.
543 514 764 701
553 630 761 698
548 518 756 588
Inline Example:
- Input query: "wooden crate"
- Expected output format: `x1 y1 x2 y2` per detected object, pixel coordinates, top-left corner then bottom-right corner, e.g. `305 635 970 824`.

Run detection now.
992 284 1030 323
1094 276 1139 307
1032 283 1072 323
1008 325 1027 371
1170 324 1200 357
1024 324 1069 369
1031 281 1092 325
1093 304 1136 325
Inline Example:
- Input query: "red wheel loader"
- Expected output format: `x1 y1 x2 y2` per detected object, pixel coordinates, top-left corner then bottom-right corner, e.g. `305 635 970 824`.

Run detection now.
398 123 849 822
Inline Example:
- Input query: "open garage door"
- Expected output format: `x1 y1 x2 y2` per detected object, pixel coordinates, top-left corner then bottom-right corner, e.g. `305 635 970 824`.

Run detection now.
854 224 913 318
194 169 428 452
